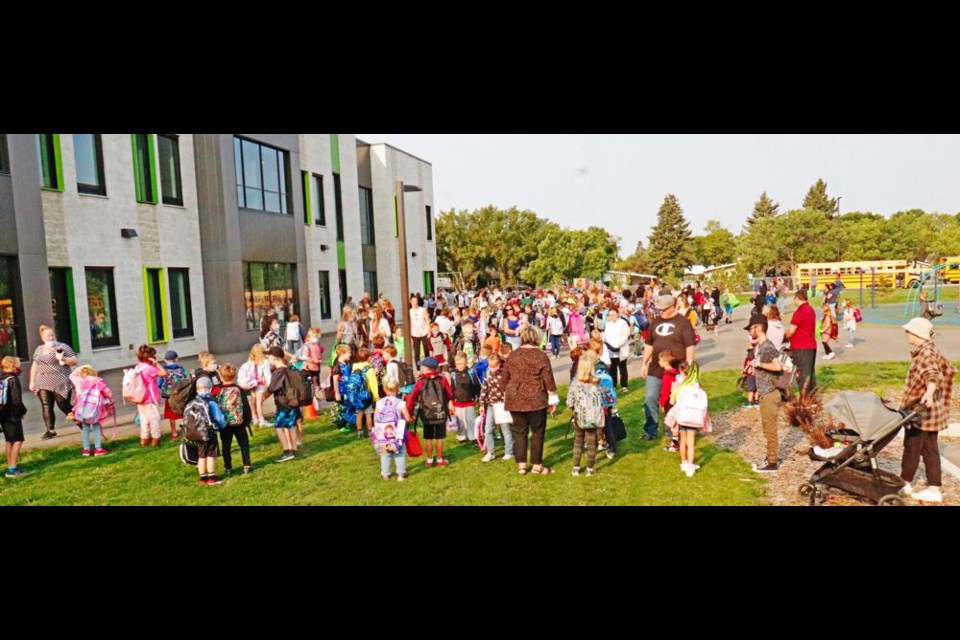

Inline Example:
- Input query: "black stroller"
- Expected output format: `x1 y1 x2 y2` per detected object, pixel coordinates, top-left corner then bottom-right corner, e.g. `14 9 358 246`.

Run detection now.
800 392 919 506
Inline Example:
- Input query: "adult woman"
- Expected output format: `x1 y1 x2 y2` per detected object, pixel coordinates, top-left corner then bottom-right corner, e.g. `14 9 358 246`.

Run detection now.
368 304 392 347
762 304 785 352
382 300 397 333
336 307 358 349
502 307 522 350
259 315 283 350
29 325 79 439
501 326 559 475
898 317 956 503
409 295 431 363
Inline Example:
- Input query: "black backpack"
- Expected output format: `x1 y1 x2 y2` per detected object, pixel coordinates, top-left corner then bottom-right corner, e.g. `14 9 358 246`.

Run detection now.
395 361 416 388
418 377 448 424
280 369 312 408
167 378 197 417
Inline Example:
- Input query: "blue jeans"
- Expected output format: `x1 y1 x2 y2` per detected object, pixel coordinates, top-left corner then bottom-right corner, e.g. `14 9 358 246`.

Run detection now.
550 335 561 356
484 407 515 456
380 445 407 476
81 423 102 450
643 376 662 438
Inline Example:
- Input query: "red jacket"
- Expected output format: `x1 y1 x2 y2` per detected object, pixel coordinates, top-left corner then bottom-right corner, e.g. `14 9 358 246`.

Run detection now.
660 367 680 409
405 371 453 418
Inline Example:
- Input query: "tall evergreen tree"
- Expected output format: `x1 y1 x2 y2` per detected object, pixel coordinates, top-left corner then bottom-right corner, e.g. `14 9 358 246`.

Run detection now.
745 191 780 227
802 178 838 217
646 194 693 280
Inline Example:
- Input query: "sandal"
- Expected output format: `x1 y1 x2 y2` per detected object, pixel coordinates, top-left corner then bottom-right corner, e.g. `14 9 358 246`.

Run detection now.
531 466 555 475
518 466 529 475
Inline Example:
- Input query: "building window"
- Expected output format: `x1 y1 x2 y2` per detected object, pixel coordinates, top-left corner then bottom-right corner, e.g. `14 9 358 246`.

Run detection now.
36 134 61 190
132 134 157 204
74 134 106 196
333 173 344 241
234 136 289 214
313 174 326 226
359 186 375 246
169 268 193 338
143 268 168 344
86 268 120 348
426 205 433 241
243 262 297 331
49 268 79 353
318 271 332 320
0 134 9 174
158 134 183 206
363 271 379 301
423 271 435 296
0 257 23 358
338 269 348 308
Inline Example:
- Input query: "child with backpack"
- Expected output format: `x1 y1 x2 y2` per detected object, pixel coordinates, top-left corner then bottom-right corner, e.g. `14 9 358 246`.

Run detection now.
69 365 113 457
478 352 514 463
216 364 253 476
160 350 188 440
266 346 304 462
239 344 271 427
383 345 416 397
370 335 389 396
301 326 324 390
285 313 304 355
332 343 355 433
567 353 606 477
373 379 413 481
405 357 454 467
426 322 452 371
474 345 491 384
666 362 711 477
659 351 683 453
0 356 27 478
128 345 168 448
193 351 224 388
449 352 481 445
183 376 226 485
842 299 859 348
348 347 380 438
452 320 481 367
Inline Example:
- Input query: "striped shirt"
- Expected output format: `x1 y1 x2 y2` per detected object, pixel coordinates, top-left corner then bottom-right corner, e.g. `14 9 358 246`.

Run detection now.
32 342 77 397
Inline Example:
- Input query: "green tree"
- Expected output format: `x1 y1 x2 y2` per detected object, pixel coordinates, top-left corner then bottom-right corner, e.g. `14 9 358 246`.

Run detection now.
745 191 779 228
646 194 693 280
522 226 618 286
616 240 650 274
695 220 737 267
802 178 838 217
738 208 835 275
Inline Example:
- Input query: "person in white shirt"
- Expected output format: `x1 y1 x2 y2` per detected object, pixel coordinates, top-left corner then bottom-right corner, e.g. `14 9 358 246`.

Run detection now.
762 305 785 352
409 294 431 363
436 310 453 338
603 308 632 393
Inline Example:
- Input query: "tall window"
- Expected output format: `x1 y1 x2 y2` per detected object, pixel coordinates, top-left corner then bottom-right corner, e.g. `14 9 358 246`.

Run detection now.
36 134 60 190
132 134 156 204
333 173 344 241
313 174 326 226
169 268 193 338
86 268 120 348
423 271 435 296
0 257 23 358
243 262 297 331
143 268 167 343
318 271 332 320
234 136 288 214
359 186 375 246
338 269 348 307
75 134 106 195
426 205 433 241
49 268 78 352
363 271 379 300
158 134 183 206
0 134 9 174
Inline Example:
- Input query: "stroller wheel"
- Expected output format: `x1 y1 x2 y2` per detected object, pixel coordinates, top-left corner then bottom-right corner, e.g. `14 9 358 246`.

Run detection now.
878 495 905 507
798 483 815 498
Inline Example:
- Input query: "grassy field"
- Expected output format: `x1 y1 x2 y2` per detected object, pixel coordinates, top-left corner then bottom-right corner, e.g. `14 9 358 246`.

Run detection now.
0 362 918 506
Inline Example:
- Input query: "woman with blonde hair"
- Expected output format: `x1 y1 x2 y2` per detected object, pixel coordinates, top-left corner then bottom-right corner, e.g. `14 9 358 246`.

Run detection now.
247 344 272 426
29 324 79 440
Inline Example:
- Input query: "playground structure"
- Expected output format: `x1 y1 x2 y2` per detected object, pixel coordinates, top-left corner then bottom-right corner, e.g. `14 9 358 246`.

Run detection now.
904 261 960 317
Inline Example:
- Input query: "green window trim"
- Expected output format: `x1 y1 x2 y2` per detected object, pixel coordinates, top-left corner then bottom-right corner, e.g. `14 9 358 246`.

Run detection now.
39 134 65 192
337 240 346 270
302 170 312 225
132 134 158 204
64 269 80 352
330 134 341 174
142 267 171 344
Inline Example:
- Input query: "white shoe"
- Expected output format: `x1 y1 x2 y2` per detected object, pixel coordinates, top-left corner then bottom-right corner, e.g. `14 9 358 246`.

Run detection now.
845 344 854 348
911 487 943 503
899 482 913 497
824 353 836 360
684 465 695 478
481 453 495 463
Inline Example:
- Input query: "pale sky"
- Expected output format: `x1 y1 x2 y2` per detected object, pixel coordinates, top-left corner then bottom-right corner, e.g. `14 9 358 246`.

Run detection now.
358 134 960 256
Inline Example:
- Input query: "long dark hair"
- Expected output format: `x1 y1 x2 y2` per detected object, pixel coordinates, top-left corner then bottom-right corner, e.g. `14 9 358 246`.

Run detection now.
260 313 276 340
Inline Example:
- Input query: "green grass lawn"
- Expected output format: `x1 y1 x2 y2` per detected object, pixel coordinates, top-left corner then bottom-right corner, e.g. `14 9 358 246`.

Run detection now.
0 362 920 506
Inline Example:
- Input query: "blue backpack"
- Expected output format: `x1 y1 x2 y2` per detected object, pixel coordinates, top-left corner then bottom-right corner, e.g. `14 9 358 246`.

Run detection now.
342 365 373 410
633 309 649 331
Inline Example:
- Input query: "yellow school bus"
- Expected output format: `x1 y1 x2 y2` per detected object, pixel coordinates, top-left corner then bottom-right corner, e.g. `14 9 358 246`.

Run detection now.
795 261 925 289
938 257 960 283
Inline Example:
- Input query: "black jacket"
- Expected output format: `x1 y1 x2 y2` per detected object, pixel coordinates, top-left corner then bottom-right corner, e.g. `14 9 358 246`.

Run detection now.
0 372 27 420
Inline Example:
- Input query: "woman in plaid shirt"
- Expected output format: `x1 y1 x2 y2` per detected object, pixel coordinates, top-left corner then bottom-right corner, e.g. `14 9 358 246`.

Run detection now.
899 318 957 504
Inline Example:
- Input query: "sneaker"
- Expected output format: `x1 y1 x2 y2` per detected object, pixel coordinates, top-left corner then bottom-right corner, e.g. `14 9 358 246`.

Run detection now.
641 434 656 441
606 451 616 460
845 344 854 348
41 431 57 440
436 459 449 467
424 459 435 467
397 474 406 482
170 431 179 440
206 476 223 485
277 452 295 463
663 444 680 453
684 465 695 478
911 487 943 503
93 449 108 457
502 454 515 461
899 482 914 497
482 453 496 463
572 467 581 477
824 353 836 360
199 476 208 485
243 466 253 475
82 449 92 457
381 474 391 481
4 469 22 478
597 443 608 452
456 436 468 443
224 468 233 478
586 468 595 476
621 387 629 394
752 460 781 473
338 427 352 433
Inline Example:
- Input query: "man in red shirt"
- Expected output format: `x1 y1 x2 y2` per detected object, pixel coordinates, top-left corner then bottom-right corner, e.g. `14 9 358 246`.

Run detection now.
784 289 817 393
